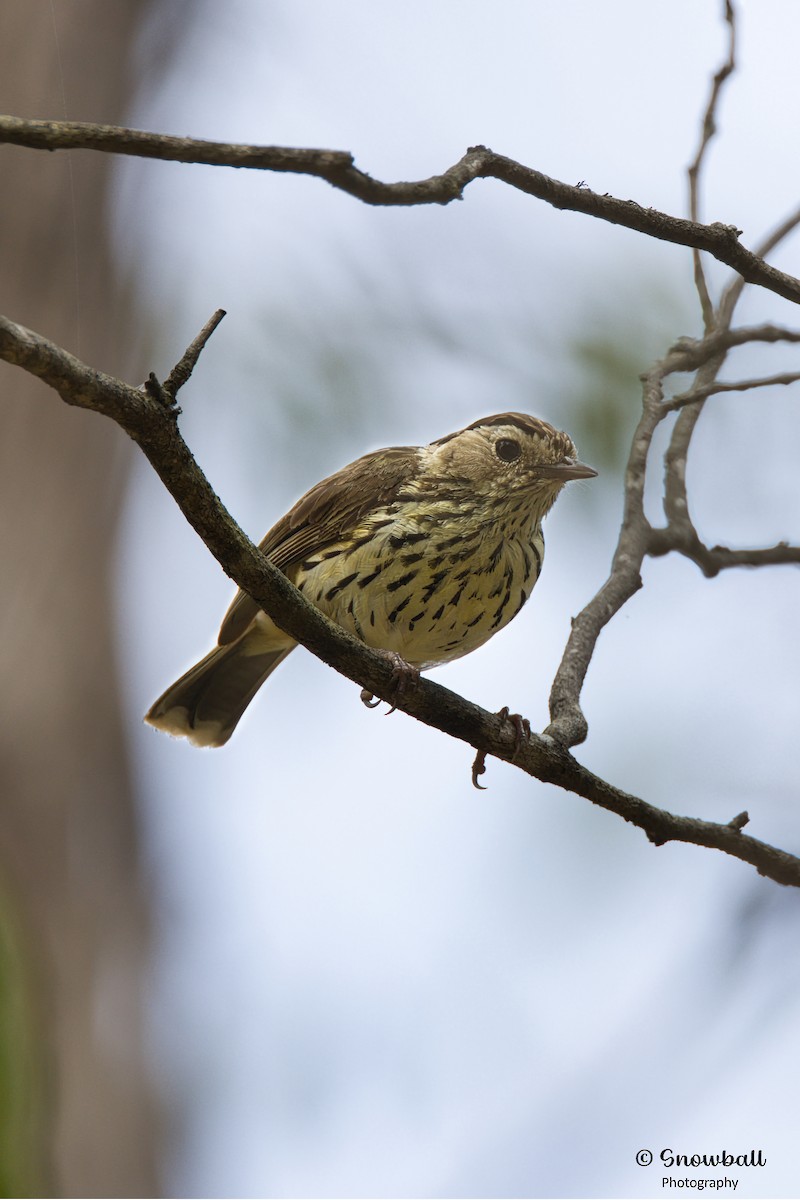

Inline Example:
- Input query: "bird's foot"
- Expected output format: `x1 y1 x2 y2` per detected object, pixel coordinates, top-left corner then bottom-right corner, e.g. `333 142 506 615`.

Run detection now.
360 651 420 713
471 705 531 790
499 706 532 758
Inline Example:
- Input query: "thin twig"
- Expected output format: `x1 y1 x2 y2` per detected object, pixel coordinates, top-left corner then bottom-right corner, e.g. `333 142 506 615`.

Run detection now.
662 326 800 529
669 324 800 364
667 369 800 408
162 308 226 401
687 0 737 329
647 528 800 577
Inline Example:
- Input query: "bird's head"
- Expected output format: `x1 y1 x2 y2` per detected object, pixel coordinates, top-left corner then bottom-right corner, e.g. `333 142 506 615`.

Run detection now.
423 412 597 520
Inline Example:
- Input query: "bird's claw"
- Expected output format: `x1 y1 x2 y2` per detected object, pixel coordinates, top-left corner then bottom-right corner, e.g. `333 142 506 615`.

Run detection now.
471 750 488 790
360 651 420 714
471 705 531 790
498 706 531 759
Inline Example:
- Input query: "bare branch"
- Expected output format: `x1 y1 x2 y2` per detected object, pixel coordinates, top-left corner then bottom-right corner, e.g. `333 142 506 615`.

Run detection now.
162 308 227 402
688 0 737 328
663 326 800 562
719 201 800 327
661 325 800 529
0 114 356 175
667 369 800 408
545 368 664 747
2 310 798 887
3 114 800 307
647 528 800 577
549 89 800 735
545 311 800 751
668 324 800 368
545 307 774 748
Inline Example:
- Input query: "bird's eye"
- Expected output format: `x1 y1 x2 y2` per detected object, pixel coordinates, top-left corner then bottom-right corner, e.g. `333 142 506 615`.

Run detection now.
495 438 521 463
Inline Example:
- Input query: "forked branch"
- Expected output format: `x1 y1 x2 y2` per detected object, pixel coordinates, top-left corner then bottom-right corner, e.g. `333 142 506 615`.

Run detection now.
545 0 800 762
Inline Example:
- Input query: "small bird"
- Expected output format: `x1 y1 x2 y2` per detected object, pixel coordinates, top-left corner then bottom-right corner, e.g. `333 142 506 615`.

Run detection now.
145 412 596 746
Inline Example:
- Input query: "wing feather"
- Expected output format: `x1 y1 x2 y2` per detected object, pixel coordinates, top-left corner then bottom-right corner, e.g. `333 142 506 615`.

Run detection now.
218 444 419 645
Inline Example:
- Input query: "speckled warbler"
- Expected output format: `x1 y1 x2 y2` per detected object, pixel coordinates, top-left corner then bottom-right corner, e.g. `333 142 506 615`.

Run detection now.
145 412 596 746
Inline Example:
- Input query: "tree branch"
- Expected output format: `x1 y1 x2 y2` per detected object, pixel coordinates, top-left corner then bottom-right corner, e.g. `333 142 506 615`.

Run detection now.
666 369 800 407
544 320 800 748
545 367 663 747
647 528 800 577
3 113 800 307
2 310 798 887
687 0 737 330
719 201 800 326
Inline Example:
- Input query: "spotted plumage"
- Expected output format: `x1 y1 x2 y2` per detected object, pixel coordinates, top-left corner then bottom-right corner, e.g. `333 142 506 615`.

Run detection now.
145 413 596 746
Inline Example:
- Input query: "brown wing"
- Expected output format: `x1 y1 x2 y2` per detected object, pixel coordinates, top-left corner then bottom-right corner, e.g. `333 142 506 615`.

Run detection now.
218 444 419 645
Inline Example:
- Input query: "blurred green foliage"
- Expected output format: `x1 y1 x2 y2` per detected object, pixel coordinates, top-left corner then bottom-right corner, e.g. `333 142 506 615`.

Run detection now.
542 281 695 477
0 894 48 1197
562 330 652 472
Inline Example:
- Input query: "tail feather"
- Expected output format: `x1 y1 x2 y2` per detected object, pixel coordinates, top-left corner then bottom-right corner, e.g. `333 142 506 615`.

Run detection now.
145 639 295 747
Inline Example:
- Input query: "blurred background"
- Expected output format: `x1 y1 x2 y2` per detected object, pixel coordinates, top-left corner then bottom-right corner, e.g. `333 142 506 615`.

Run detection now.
2 1 799 1196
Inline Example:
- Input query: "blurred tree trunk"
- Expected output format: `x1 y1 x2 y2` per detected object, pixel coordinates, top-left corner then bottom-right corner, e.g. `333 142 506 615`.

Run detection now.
0 3 163 1194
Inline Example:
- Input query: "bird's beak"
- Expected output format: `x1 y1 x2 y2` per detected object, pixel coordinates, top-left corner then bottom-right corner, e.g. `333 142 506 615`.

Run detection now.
537 459 598 481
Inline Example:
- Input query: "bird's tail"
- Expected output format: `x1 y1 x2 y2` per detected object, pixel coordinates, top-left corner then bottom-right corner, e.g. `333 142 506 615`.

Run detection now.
145 636 295 747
